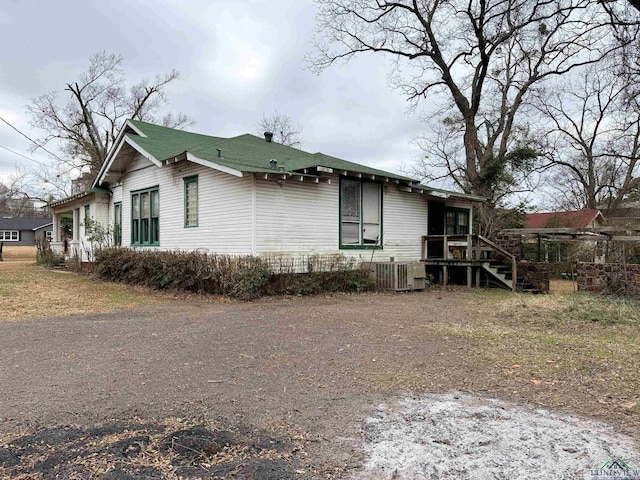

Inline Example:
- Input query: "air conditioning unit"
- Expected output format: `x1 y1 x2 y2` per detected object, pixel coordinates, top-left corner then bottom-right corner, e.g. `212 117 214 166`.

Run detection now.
370 262 426 291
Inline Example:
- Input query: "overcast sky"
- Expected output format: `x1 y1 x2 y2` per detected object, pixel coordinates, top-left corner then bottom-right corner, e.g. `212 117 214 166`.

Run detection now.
0 0 432 191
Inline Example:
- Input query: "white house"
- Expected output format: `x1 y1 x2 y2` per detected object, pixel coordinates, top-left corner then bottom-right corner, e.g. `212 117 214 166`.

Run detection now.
49 120 484 274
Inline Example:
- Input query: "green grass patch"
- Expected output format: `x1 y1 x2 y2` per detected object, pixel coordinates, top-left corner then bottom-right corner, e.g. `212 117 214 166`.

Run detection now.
554 294 640 325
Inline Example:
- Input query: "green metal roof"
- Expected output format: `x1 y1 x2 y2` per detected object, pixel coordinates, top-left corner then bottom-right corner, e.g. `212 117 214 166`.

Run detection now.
126 119 414 181
93 120 483 203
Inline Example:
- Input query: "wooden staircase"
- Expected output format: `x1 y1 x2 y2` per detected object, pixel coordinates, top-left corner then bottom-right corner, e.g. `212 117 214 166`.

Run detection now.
477 236 542 293
421 234 544 293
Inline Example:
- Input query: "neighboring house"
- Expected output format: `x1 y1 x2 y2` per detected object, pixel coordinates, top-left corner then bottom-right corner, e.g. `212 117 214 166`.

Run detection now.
49 120 482 270
510 209 607 264
525 209 605 229
0 217 53 246
598 201 640 229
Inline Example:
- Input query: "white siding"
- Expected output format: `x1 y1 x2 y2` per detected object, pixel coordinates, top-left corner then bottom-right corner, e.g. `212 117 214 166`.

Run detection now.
108 185 123 228
76 193 110 261
119 155 253 253
254 174 428 262
255 177 338 255
100 155 476 265
382 187 428 260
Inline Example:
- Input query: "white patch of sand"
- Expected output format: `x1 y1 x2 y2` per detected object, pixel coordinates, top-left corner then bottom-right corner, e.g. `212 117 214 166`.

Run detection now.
355 393 640 480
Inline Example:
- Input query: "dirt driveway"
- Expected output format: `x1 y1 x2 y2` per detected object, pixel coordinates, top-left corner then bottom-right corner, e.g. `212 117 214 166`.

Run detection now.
1 289 638 478
0 291 482 475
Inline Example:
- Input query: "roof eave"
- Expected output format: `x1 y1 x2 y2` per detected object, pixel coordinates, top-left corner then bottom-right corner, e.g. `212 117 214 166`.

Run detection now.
48 187 108 209
32 223 53 231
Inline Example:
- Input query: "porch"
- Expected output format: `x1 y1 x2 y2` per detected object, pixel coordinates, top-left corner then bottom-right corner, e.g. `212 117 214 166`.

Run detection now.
48 188 110 262
421 234 519 291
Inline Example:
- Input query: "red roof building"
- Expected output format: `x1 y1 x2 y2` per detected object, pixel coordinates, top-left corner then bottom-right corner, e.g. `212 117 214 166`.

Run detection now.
524 209 604 229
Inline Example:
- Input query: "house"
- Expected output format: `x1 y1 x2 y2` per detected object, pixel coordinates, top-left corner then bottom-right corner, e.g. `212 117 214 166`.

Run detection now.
0 217 52 246
49 120 504 286
500 209 608 265
525 209 605 229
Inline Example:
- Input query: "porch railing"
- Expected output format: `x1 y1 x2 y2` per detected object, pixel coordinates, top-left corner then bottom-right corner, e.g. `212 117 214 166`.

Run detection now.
421 234 517 291
421 234 474 260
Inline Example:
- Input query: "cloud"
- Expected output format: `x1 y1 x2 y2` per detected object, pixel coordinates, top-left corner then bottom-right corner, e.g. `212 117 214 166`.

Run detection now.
0 0 429 186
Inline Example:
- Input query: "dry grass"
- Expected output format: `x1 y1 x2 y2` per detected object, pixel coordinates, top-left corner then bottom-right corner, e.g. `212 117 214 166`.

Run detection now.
549 279 576 293
1 245 37 261
0 260 169 321
426 289 640 412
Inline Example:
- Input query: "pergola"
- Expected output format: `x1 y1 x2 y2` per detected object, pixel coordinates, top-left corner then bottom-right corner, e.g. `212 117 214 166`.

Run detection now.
500 226 640 262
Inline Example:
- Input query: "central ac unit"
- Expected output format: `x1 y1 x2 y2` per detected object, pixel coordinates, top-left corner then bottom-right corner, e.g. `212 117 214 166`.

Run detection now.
370 262 426 291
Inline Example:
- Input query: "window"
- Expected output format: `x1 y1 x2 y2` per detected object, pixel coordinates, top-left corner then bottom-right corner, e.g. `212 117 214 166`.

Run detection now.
184 175 198 227
0 231 19 241
45 231 53 240
131 187 159 245
340 177 382 248
446 207 470 235
84 204 90 234
113 202 122 246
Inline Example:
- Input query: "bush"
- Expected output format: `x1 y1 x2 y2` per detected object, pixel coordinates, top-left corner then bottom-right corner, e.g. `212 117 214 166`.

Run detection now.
268 270 374 295
36 248 65 268
94 249 373 300
95 249 271 299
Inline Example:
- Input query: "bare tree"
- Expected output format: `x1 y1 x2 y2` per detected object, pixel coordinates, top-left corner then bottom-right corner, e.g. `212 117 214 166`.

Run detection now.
0 164 69 216
257 112 303 147
0 169 48 217
310 0 640 232
28 51 193 181
537 65 640 210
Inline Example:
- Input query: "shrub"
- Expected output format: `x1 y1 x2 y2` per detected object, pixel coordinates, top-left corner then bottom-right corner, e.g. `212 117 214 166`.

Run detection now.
268 270 374 295
36 248 65 268
94 248 374 299
35 237 64 268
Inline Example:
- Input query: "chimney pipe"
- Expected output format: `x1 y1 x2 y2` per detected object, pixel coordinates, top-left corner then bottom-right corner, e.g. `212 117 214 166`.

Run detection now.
264 131 273 143
216 148 222 158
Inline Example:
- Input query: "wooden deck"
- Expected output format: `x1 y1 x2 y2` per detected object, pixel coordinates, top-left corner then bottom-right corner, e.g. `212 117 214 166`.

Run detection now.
421 235 517 290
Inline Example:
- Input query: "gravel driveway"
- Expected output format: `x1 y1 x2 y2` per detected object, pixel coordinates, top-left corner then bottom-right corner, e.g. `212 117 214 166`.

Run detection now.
1 290 638 478
0 291 477 476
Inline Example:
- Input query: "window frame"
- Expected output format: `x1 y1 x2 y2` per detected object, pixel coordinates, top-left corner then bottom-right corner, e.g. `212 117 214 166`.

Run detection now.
130 186 160 246
445 207 470 235
183 175 199 228
113 202 122 246
339 176 383 250
0 231 19 241
83 204 90 235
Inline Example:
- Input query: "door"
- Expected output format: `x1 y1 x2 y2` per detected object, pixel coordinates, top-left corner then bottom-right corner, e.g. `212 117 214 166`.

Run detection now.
427 201 445 258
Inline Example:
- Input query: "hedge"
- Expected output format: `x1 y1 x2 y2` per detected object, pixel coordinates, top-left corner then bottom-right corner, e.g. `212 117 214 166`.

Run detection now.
94 248 373 300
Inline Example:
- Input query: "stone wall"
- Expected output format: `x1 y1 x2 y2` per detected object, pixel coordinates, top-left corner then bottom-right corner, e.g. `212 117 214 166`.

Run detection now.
577 262 640 293
495 233 522 261
517 261 550 293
